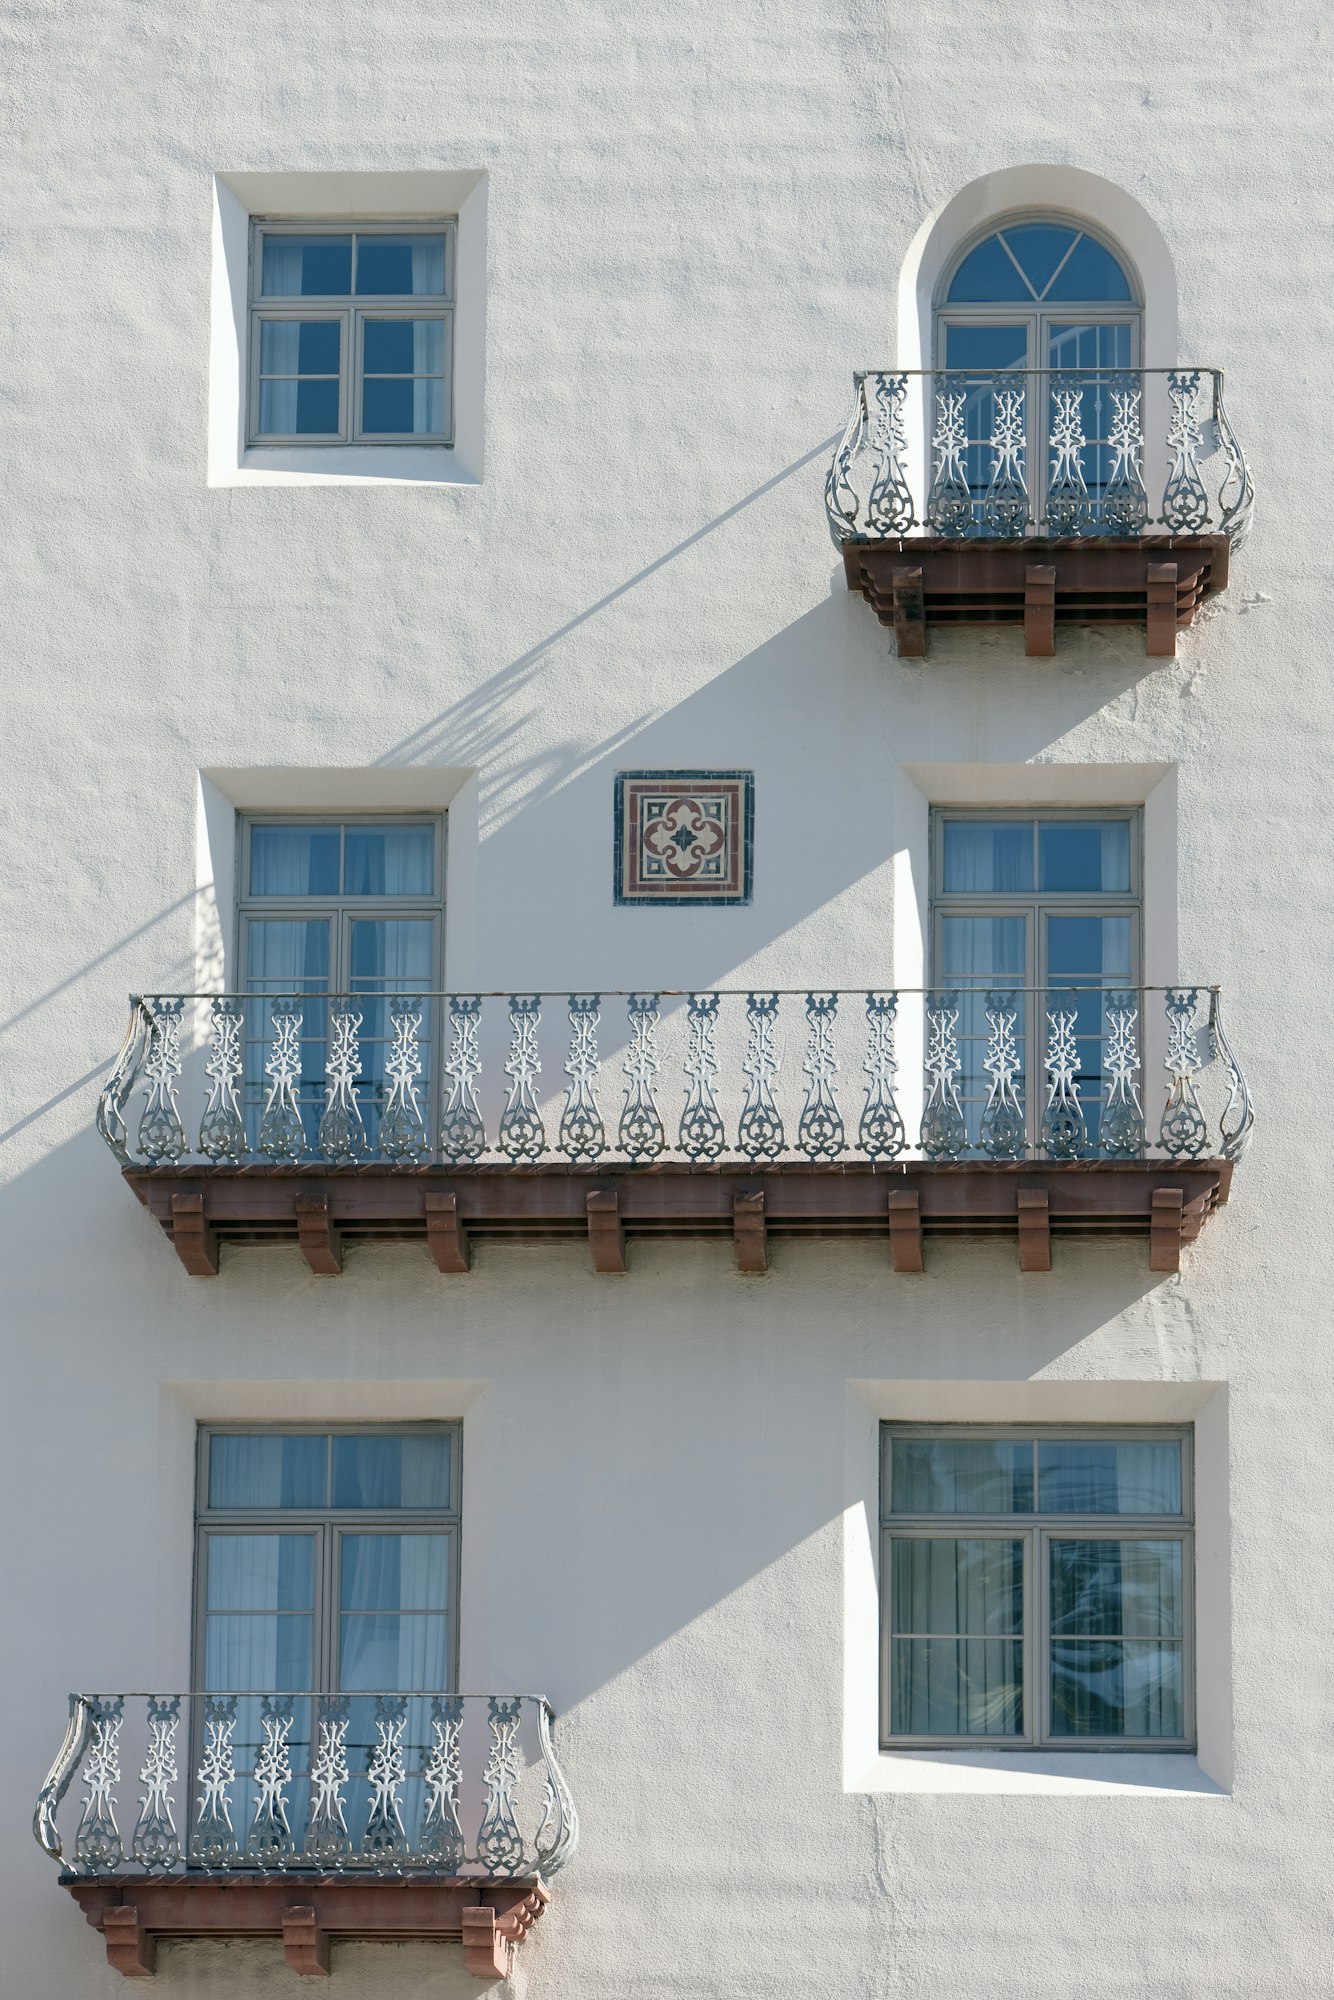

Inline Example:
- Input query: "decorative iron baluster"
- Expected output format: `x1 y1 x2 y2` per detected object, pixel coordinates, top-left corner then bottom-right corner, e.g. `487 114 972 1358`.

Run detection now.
1102 375 1149 534
926 380 973 535
798 994 844 1159
191 1695 238 1867
199 998 247 1162
920 994 967 1160
318 1006 366 1161
137 999 186 1163
130 1697 180 1872
1160 988 1210 1159
1045 383 1091 535
306 1697 351 1868
979 992 1026 1161
1209 989 1254 1162
982 382 1028 537
619 995 666 1160
865 373 917 533
258 1001 305 1162
379 998 430 1162
1101 992 1145 1158
361 1696 409 1867
416 1696 465 1870
475 1698 526 1875
498 997 546 1162
534 1700 580 1877
825 375 870 543
74 1697 124 1873
1213 372 1255 546
1161 370 1211 531
247 1699 295 1867
679 994 726 1161
1042 996 1088 1159
33 1694 95 1863
98 1003 150 1163
737 995 784 1161
441 996 487 1161
560 995 606 1162
858 993 906 1160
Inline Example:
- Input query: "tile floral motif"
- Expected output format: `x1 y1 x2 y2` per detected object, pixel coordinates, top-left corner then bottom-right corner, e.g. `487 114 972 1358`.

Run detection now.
614 771 754 905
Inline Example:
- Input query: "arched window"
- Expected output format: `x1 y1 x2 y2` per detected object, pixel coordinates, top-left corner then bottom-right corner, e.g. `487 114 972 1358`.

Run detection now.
933 219 1142 530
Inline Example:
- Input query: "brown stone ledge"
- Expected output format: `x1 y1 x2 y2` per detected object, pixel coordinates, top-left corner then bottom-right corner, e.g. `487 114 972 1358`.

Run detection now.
124 1159 1233 1276
63 1874 550 1979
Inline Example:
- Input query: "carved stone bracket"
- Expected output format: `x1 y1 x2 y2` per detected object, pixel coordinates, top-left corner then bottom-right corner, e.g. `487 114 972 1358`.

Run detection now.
888 1190 923 1273
587 1190 627 1273
168 1193 218 1277
66 1875 553 1981
1017 1187 1051 1272
425 1191 470 1273
295 1197 343 1275
1150 1186 1186 1272
733 1190 767 1273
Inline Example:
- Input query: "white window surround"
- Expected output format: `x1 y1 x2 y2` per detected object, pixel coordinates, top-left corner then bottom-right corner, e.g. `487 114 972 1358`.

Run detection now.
843 1379 1231 1798
209 171 486 487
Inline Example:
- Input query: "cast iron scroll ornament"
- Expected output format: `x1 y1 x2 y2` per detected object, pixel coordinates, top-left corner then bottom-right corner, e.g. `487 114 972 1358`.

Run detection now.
191 1695 238 1867
199 998 247 1162
129 1697 181 1872
441 995 486 1161
319 1007 367 1162
1159 988 1210 1159
1100 993 1145 1158
498 997 547 1162
679 993 726 1161
138 998 187 1163
618 995 667 1160
738 995 785 1161
920 994 967 1160
858 993 906 1160
1041 998 1088 1159
560 995 606 1162
798 993 845 1159
258 1001 306 1162
380 998 430 1161
979 993 1027 1161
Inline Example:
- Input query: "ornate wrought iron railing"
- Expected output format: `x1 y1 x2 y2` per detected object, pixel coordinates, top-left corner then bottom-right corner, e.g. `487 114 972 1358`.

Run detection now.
98 986 1253 1169
826 368 1254 548
34 1692 577 1880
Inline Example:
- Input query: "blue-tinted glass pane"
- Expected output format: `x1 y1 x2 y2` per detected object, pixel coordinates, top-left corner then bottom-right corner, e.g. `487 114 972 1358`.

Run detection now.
1046 233 1133 302
249 825 341 897
1046 322 1132 371
1000 224 1079 298
363 319 446 374
355 234 447 295
940 916 1027 982
339 1615 449 1690
205 1614 314 1691
244 920 331 987
257 376 340 436
209 1434 328 1510
891 1538 1023 1633
891 1439 1032 1513
1046 916 1133 982
261 235 352 297
259 319 341 375
333 1434 451 1509
343 825 435 896
942 323 1030 371
1039 1441 1181 1515
206 1535 316 1611
340 1535 449 1612
361 376 445 435
349 919 434 987
1038 821 1130 892
942 821 1034 893
946 233 1033 302
1049 1639 1182 1737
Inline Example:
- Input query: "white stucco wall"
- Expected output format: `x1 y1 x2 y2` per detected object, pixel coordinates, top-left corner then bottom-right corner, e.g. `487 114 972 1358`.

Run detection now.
1 0 1330 1995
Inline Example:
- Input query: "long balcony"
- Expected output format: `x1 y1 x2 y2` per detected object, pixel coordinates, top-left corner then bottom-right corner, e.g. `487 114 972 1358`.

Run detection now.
98 985 1252 1274
826 367 1253 656
34 1690 575 1979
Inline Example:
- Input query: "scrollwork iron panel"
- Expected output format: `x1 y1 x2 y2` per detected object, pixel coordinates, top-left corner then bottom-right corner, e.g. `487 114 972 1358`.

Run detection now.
247 1699 295 1868
476 1697 526 1876
74 1697 124 1874
738 995 785 1161
1101 993 1145 1158
1160 988 1211 1159
258 1002 306 1163
979 993 1027 1161
798 994 845 1159
441 995 487 1161
361 1696 409 1867
137 999 186 1164
380 999 431 1162
318 1007 367 1162
129 1697 180 1872
618 995 667 1160
199 999 247 1162
865 373 917 534
416 1696 466 1871
920 994 967 1160
560 995 607 1162
1041 997 1089 1160
981 383 1028 537
858 993 907 1160
191 1696 238 1867
926 382 974 536
679 993 726 1161
1162 371 1211 532
498 997 547 1163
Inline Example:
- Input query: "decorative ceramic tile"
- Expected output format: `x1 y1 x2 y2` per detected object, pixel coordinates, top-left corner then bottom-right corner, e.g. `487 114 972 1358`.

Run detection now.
614 770 754 905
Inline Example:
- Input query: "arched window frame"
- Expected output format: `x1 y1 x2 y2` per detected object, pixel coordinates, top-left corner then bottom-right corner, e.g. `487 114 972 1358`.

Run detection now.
932 211 1144 368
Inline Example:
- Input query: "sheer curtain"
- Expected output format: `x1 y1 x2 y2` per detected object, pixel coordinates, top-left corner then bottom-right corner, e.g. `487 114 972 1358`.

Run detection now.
890 1537 1023 1737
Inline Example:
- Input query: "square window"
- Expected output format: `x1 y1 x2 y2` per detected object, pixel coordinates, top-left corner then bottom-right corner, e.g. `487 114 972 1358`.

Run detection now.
248 224 455 447
881 1426 1193 1749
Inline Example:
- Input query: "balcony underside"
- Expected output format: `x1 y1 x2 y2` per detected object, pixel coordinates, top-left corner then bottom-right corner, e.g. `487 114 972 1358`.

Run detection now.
842 535 1230 658
65 1874 548 1979
125 1159 1233 1276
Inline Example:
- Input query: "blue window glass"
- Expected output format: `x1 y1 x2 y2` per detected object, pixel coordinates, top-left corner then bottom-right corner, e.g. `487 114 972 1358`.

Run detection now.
1038 820 1131 893
891 1438 1033 1514
355 235 447 296
261 235 352 297
942 820 1034 894
1038 1441 1182 1515
209 1434 328 1510
332 1433 451 1510
343 823 435 896
947 226 1132 305
249 824 341 897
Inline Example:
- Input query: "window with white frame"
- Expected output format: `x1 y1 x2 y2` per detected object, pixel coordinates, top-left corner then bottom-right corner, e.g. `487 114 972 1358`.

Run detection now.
195 1426 460 1835
249 223 455 445
238 816 444 1150
881 1426 1193 1748
931 808 1141 1152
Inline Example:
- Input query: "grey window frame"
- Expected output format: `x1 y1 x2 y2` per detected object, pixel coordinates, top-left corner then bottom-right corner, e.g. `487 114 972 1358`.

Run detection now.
880 1422 1195 1752
247 219 456 448
933 213 1143 523
193 1422 463 1698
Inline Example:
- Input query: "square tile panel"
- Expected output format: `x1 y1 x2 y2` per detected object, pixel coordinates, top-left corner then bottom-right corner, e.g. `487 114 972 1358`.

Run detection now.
614 770 754 905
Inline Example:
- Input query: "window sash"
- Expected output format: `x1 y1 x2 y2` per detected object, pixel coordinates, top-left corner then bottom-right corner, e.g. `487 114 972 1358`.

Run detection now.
879 1426 1194 1751
247 222 456 448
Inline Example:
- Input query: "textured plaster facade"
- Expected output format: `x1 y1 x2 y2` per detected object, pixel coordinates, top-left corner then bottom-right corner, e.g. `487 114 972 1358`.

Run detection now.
1 1 1330 1995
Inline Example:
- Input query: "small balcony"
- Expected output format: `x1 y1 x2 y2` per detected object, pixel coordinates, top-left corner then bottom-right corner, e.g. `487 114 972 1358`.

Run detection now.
98 985 1252 1274
826 367 1253 656
34 1690 575 1979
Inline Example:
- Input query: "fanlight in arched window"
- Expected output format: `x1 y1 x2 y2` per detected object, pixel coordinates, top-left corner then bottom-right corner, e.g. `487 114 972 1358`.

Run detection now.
934 220 1143 533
